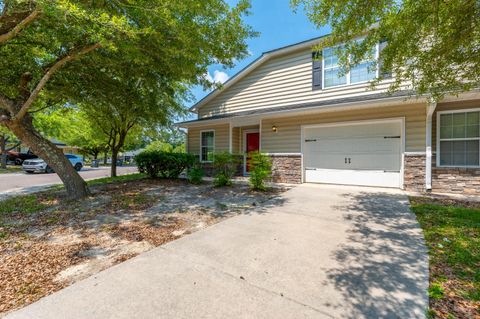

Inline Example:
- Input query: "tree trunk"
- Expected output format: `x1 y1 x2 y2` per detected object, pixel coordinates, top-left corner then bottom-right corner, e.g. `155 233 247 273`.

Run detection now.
111 147 118 178
109 129 129 178
103 151 108 165
0 135 7 169
4 115 90 199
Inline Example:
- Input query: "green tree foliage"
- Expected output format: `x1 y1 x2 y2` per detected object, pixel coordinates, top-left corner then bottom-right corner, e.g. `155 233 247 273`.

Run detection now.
292 0 480 101
145 141 175 153
34 107 108 159
0 0 255 198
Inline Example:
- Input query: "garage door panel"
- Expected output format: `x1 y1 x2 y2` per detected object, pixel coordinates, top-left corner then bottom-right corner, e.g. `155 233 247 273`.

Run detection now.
347 153 401 171
303 121 403 188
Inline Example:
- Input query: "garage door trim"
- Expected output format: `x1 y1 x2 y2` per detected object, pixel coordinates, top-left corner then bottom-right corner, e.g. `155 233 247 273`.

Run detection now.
300 117 405 188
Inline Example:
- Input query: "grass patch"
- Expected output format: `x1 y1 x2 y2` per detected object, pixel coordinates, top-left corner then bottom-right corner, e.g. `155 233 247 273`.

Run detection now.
44 173 147 192
410 197 480 318
0 166 22 174
87 173 146 186
0 195 46 215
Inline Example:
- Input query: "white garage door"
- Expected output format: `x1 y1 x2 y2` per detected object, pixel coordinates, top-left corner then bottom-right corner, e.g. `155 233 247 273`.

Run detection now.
303 120 403 188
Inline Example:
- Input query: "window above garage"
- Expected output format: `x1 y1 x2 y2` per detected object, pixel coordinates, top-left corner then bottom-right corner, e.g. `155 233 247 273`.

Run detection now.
438 109 480 167
312 39 391 90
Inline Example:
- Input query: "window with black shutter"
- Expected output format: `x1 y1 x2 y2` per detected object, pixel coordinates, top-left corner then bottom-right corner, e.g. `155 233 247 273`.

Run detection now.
312 51 322 90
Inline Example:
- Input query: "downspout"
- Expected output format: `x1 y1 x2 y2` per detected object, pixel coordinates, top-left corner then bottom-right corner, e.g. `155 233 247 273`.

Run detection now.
425 101 437 191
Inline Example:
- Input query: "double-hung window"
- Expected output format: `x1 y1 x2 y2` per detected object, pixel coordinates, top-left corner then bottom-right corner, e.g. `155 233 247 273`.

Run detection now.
201 130 215 162
438 110 480 167
316 39 380 89
323 47 347 88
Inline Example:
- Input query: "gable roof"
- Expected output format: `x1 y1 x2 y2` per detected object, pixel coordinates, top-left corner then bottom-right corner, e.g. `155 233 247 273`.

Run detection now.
190 35 329 113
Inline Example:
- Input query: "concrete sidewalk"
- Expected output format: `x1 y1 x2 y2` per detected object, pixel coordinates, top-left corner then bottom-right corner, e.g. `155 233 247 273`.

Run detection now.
5 184 428 319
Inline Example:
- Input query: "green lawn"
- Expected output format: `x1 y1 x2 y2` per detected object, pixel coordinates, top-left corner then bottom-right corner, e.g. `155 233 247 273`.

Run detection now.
0 166 22 174
410 197 480 319
86 173 146 186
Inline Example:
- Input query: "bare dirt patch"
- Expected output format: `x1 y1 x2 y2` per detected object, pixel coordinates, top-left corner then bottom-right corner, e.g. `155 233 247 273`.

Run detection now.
0 178 288 314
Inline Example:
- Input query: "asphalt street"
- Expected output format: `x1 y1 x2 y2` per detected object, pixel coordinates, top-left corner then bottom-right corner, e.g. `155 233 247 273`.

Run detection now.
0 166 138 197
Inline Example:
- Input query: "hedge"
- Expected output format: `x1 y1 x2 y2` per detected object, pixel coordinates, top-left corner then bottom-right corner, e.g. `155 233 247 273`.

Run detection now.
135 151 196 178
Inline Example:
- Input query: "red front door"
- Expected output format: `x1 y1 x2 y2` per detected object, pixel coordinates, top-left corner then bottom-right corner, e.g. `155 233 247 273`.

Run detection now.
246 132 260 173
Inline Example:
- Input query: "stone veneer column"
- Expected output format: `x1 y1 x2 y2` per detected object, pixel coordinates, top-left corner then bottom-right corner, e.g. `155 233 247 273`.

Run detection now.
403 154 426 192
269 154 302 184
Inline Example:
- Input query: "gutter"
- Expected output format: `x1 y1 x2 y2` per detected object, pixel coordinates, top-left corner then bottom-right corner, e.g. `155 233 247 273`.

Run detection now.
425 101 437 190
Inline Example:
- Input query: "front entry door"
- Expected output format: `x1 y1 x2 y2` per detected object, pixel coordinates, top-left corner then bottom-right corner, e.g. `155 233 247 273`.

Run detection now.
245 132 260 173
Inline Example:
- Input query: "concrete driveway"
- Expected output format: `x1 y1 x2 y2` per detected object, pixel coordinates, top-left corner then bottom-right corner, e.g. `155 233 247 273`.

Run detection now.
5 184 428 319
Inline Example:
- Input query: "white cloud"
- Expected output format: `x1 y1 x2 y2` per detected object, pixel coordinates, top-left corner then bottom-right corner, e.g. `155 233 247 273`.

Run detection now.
204 70 230 84
213 70 229 84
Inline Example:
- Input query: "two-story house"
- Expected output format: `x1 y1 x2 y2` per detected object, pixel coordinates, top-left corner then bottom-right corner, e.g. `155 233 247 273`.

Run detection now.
178 36 480 195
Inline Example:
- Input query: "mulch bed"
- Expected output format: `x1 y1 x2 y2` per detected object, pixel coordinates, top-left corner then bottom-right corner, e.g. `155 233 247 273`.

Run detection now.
0 178 285 315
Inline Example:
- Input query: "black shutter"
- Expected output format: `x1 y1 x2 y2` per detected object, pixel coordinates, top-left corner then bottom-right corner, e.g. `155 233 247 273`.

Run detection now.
312 51 322 90
378 41 392 79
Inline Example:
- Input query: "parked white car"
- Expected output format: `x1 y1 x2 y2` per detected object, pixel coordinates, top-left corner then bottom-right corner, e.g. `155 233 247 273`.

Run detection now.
22 154 84 174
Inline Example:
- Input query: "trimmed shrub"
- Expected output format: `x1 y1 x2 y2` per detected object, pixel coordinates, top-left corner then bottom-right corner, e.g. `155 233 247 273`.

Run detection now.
249 152 272 191
187 164 205 184
213 151 239 187
135 151 195 178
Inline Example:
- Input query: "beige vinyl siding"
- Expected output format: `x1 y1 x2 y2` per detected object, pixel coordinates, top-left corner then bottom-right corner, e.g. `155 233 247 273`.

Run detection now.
187 124 230 157
432 99 480 152
199 48 397 118
261 103 427 153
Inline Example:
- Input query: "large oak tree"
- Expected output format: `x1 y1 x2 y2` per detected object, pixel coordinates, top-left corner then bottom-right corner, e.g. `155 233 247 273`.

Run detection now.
0 0 254 198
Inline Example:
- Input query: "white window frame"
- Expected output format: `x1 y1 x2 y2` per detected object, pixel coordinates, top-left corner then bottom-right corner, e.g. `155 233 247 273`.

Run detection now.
200 129 215 163
436 108 480 168
322 42 379 89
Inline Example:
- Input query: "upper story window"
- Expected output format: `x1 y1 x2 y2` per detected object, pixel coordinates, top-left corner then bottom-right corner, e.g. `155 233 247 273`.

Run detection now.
313 40 389 90
200 130 215 162
438 110 480 167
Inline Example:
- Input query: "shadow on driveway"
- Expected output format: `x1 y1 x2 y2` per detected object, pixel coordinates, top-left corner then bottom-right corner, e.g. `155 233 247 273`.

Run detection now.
326 191 429 318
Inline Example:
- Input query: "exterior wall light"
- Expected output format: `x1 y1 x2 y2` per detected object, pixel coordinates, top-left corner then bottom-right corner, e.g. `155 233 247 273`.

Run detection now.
272 125 277 132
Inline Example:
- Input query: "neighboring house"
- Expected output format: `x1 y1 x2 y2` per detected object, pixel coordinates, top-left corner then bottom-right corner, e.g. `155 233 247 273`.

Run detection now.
121 149 144 163
51 139 81 155
178 36 480 195
19 139 81 155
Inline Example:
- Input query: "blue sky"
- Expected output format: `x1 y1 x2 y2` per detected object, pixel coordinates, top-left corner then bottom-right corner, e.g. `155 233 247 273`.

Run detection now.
186 0 331 114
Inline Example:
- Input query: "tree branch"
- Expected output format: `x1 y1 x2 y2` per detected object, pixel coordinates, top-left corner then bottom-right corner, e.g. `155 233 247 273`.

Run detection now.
14 43 101 122
0 9 40 44
7 142 21 151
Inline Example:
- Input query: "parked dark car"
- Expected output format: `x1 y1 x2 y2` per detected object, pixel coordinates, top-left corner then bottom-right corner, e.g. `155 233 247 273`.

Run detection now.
7 151 38 165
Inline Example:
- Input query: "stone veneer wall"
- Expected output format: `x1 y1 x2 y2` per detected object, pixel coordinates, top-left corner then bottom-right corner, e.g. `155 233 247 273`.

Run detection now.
432 160 480 195
403 154 426 192
403 154 480 194
270 154 302 184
